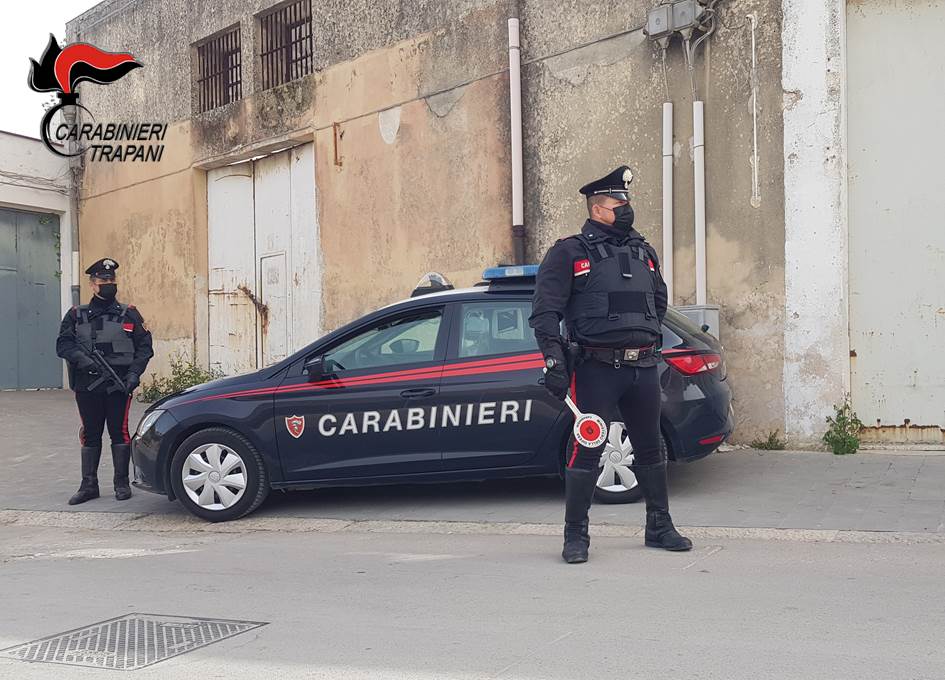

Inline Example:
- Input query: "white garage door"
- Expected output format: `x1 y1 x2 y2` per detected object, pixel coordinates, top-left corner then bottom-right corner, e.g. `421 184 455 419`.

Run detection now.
207 143 320 375
847 1 945 440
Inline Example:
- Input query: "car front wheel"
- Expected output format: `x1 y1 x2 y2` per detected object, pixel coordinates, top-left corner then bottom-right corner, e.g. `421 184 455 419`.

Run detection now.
170 427 270 522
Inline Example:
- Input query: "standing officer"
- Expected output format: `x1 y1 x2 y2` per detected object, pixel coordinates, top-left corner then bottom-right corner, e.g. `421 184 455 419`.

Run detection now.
56 258 153 504
529 166 692 563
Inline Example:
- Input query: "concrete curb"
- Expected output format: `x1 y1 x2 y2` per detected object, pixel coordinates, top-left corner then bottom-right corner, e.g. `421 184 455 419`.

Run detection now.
2 509 944 544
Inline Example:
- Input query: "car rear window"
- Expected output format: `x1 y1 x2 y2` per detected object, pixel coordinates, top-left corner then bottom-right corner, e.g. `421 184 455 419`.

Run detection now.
458 301 538 358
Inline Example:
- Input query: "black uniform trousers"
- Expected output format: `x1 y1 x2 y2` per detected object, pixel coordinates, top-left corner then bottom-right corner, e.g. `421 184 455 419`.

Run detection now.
566 358 662 471
76 390 133 447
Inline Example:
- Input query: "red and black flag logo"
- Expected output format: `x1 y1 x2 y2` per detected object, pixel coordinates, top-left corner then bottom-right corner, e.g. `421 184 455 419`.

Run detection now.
28 34 142 156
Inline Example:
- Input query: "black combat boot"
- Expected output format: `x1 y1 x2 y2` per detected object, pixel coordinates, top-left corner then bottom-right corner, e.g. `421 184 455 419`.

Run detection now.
562 467 598 563
68 446 102 505
111 443 132 501
630 461 692 551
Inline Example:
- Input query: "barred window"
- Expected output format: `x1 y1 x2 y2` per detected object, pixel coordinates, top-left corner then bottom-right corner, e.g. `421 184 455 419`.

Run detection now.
196 27 242 112
259 0 313 89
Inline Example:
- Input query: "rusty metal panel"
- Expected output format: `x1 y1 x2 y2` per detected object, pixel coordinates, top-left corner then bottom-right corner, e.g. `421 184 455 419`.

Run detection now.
847 1 945 439
260 253 287 365
252 151 291 368
207 165 257 375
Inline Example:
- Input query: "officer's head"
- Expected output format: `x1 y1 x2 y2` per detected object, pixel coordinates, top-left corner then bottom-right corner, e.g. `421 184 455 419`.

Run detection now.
85 258 119 301
587 194 630 226
580 166 635 230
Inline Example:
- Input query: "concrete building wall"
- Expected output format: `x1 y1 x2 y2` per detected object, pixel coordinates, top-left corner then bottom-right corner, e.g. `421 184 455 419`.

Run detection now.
75 123 207 379
67 0 793 443
0 131 75 387
522 0 787 441
781 0 848 444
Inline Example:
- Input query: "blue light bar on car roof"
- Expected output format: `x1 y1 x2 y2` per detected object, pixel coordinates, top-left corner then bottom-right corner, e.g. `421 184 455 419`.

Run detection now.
482 265 539 280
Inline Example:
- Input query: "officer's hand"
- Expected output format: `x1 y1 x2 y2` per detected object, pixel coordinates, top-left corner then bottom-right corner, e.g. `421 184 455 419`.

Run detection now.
124 372 140 392
75 355 96 371
544 366 570 401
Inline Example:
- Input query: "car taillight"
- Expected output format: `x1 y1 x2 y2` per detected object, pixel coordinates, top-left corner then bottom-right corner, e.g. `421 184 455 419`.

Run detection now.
665 353 723 376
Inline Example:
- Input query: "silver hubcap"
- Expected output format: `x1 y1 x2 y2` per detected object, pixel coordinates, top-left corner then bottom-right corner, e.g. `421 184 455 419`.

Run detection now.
597 422 638 492
182 443 247 511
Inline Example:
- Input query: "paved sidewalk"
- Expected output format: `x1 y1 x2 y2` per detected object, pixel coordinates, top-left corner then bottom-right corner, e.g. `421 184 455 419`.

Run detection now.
3 390 945 532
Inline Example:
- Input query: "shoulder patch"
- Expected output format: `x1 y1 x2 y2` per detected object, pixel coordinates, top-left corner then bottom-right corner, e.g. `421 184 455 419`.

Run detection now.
573 259 591 277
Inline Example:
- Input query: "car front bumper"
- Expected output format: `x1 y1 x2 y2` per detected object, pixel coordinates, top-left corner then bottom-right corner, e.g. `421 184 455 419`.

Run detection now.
131 410 178 497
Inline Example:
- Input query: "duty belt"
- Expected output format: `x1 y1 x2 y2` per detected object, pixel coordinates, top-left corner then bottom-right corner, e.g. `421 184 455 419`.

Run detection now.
581 344 659 368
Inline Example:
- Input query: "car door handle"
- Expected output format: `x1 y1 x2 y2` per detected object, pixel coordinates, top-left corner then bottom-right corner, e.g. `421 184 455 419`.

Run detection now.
400 387 437 399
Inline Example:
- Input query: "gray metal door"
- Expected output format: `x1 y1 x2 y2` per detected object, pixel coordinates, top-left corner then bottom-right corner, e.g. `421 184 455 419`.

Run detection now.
0 208 62 389
847 1 945 440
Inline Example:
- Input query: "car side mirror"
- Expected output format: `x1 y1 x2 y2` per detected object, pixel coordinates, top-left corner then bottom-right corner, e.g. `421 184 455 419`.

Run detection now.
304 356 325 381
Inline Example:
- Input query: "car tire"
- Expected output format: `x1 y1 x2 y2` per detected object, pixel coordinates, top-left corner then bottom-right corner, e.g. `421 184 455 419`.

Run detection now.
170 427 270 522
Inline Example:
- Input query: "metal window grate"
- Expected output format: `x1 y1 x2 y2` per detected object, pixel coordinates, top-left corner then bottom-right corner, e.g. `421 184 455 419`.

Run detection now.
260 0 313 89
196 27 242 112
0 614 267 671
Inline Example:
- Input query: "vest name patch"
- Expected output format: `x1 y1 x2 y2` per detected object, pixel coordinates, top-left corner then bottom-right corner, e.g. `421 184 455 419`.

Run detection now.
573 259 591 277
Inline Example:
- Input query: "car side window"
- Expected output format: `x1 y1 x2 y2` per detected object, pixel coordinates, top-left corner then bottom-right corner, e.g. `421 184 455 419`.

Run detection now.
323 310 443 371
457 301 538 358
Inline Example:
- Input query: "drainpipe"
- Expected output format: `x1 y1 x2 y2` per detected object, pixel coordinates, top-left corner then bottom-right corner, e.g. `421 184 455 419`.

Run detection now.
64 97 81 307
662 102 674 304
67 27 82 306
693 99 707 305
508 1 526 265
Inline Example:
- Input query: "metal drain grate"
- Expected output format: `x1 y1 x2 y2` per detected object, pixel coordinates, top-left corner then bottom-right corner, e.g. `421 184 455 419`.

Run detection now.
0 613 267 671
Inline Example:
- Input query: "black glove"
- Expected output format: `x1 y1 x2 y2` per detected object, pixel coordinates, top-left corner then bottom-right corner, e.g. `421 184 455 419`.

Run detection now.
124 372 140 392
541 345 571 401
74 354 96 371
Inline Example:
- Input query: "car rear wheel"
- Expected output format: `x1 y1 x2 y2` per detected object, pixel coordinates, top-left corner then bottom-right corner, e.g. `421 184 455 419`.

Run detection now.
170 427 269 522
590 425 669 505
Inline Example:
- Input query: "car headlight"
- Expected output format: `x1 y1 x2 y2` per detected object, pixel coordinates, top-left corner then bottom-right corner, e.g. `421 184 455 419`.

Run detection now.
135 409 165 438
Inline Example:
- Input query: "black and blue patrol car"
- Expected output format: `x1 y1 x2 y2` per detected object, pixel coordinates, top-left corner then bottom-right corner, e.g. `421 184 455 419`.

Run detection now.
132 266 733 521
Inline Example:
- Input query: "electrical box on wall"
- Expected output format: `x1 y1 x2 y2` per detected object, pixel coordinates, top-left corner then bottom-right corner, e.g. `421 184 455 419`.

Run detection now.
676 304 721 340
672 0 703 32
645 0 705 40
645 5 673 40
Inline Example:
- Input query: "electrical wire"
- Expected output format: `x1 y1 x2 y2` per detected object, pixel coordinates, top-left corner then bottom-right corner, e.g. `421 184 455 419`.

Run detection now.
660 46 671 100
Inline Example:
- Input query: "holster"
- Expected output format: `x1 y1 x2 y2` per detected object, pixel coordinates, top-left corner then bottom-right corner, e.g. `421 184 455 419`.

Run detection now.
565 342 582 376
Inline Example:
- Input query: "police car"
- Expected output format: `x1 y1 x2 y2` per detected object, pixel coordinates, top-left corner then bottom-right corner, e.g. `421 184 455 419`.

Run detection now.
132 266 733 521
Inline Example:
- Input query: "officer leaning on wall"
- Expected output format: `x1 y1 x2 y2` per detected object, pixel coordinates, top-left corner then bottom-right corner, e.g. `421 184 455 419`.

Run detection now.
56 258 154 505
529 166 692 564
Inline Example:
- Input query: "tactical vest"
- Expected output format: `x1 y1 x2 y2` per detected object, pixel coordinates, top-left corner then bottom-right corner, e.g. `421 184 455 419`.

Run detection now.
75 303 135 368
564 233 662 346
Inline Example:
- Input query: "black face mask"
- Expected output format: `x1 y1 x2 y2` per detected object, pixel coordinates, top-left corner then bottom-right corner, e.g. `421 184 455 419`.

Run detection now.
97 283 117 301
611 203 635 230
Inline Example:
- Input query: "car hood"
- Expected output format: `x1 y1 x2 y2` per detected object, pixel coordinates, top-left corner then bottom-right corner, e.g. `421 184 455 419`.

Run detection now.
147 369 274 411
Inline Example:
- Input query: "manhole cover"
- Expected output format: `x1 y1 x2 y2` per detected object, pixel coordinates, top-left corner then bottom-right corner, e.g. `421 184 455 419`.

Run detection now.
0 613 267 671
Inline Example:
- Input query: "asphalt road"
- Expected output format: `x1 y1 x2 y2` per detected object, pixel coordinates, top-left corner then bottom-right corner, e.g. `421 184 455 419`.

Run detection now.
1 524 944 680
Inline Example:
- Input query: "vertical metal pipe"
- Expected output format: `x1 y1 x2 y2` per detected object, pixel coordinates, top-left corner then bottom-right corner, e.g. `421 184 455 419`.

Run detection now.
662 102 674 304
693 100 707 305
508 3 525 264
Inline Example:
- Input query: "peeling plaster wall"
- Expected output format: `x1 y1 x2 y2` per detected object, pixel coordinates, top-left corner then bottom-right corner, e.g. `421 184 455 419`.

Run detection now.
75 122 203 379
781 0 848 443
312 7 513 331
522 0 786 442
66 0 793 444
67 0 511 373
